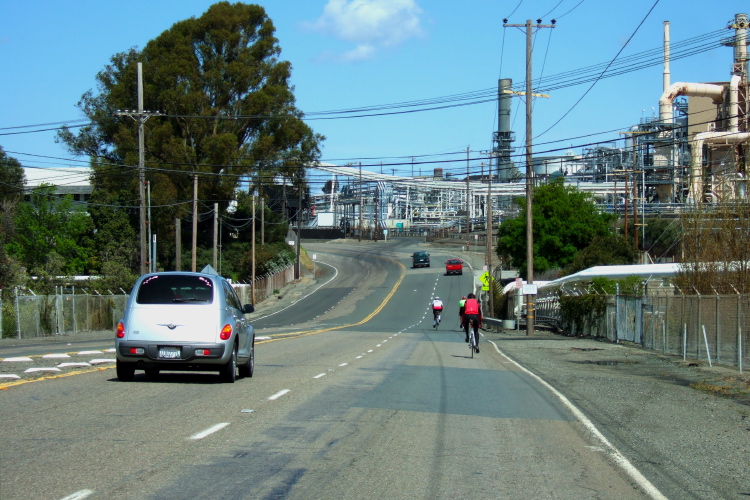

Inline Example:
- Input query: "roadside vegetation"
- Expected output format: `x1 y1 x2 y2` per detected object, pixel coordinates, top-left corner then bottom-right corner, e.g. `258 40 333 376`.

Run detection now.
0 3 322 294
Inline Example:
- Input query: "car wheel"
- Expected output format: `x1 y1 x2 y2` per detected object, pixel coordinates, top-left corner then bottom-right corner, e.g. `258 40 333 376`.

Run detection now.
221 344 237 383
116 359 135 382
144 367 160 380
239 340 254 378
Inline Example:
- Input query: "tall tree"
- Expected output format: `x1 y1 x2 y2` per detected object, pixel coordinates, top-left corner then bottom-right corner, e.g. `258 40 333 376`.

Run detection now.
6 185 93 276
0 146 26 288
497 179 616 278
58 2 323 260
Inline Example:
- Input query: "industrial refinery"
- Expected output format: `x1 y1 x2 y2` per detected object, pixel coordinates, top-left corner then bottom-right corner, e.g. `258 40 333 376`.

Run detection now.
309 13 750 239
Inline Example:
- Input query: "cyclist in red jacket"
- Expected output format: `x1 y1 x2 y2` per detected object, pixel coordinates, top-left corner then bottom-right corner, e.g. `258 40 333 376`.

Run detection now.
463 293 482 352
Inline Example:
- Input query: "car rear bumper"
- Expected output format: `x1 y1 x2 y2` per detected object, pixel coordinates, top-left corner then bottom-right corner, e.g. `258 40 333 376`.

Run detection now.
116 341 229 365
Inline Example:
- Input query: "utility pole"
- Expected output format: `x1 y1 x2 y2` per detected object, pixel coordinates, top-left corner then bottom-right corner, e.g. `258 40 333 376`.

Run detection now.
114 62 161 275
466 147 471 251
295 176 302 280
175 218 181 271
357 162 362 243
192 173 198 272
504 18 556 336
213 202 218 271
251 194 256 305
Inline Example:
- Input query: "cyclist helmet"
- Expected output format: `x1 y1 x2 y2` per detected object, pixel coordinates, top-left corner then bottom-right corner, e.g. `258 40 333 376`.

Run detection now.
435 296 439 300
461 296 467 299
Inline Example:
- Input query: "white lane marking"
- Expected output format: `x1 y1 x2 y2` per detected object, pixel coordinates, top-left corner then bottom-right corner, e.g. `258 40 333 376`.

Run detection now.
3 357 33 362
256 336 272 341
57 362 92 368
89 359 116 364
356 356 363 359
43 353 70 359
25 367 62 373
0 374 20 379
254 261 338 321
367 349 373 353
59 489 94 500
268 389 290 400
189 422 229 441
487 339 668 500
77 351 102 355
104 348 116 353
314 373 326 379
339 363 348 367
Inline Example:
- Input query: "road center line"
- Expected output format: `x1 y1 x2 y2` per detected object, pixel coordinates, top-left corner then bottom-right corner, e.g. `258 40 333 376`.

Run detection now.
59 489 94 500
189 422 229 441
268 389 291 400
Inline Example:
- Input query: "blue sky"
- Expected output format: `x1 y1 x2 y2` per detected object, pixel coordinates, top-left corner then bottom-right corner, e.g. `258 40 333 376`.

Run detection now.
1 0 748 183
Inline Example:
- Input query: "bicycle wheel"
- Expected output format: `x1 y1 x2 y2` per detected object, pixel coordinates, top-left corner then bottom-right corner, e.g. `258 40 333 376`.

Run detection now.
469 328 474 358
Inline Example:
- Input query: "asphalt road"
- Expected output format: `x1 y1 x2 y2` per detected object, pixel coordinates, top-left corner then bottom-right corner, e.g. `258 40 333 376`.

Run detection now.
1 237 748 499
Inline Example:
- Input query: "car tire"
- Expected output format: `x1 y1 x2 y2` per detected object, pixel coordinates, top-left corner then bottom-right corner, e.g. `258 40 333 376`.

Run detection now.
116 359 135 382
221 344 237 383
239 341 254 378
144 367 160 380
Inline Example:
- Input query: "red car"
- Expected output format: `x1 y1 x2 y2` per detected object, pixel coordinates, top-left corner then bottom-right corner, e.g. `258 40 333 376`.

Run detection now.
445 258 463 275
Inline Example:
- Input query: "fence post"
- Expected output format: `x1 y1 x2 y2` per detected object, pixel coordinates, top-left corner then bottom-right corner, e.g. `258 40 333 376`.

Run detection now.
702 325 713 367
14 287 21 339
715 290 721 364
72 286 77 334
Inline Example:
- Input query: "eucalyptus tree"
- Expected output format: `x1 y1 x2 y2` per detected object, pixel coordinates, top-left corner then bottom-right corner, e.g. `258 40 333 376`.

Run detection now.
59 2 322 260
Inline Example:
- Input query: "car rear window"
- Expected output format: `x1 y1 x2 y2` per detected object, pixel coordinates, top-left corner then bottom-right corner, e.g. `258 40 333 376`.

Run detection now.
136 275 214 304
448 259 462 265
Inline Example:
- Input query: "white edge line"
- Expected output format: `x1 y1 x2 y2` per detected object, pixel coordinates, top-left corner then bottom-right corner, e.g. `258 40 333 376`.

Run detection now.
314 373 326 379
189 422 229 441
268 389 291 400
254 261 338 321
59 489 94 500
487 339 668 500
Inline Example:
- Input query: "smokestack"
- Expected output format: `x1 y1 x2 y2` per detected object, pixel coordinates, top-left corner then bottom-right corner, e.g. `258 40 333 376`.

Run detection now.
663 21 670 93
734 13 749 78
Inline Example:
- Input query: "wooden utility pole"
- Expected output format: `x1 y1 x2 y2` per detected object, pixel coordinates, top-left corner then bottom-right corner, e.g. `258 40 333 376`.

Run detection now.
113 62 162 275
504 18 556 336
175 218 181 271
191 173 198 272
357 162 362 243
212 203 218 271
251 194 256 304
466 147 471 250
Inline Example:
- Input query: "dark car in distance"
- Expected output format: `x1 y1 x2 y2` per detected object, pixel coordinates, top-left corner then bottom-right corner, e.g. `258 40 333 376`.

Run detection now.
412 251 430 268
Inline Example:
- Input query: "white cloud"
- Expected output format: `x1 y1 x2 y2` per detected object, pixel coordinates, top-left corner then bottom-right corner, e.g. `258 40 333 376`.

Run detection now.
308 0 424 61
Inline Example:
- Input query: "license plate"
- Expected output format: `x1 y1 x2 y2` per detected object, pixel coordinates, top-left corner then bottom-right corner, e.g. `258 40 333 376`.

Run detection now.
158 346 181 359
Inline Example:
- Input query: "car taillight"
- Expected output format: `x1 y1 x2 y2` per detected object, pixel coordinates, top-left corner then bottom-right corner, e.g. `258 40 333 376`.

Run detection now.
220 324 232 340
195 349 210 356
116 322 125 338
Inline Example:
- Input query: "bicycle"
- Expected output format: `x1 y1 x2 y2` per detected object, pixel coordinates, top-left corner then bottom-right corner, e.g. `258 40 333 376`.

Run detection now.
467 319 478 358
433 310 442 329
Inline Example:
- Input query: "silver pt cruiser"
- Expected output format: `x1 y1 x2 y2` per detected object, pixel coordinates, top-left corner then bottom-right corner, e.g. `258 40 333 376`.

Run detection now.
115 271 255 383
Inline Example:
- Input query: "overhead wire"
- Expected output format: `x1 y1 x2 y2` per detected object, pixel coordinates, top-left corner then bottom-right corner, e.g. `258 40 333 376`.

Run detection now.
534 0 662 138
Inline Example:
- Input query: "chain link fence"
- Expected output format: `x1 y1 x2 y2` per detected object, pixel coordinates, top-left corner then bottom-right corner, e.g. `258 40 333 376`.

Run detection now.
519 288 748 370
1 265 298 339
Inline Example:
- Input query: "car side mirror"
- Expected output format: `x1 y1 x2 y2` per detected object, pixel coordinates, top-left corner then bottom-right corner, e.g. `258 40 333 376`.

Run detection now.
243 304 255 314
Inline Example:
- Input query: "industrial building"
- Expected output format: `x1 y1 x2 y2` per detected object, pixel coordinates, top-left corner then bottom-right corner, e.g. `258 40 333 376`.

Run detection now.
309 13 750 243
